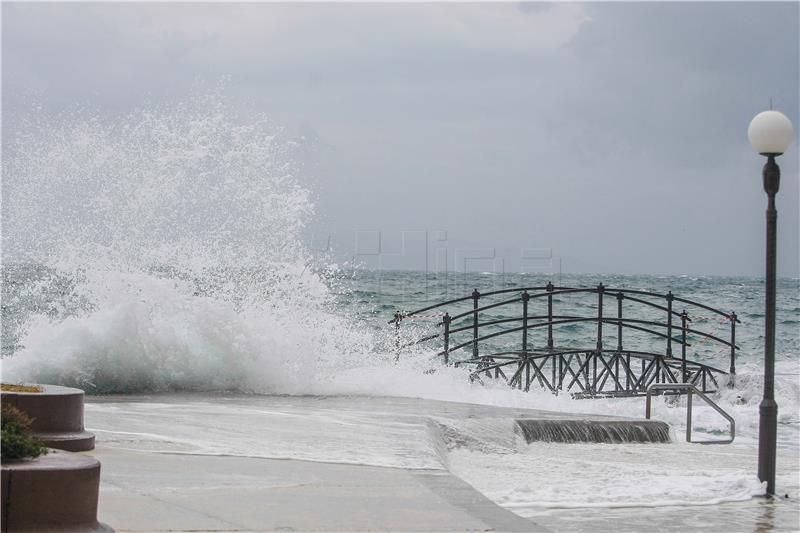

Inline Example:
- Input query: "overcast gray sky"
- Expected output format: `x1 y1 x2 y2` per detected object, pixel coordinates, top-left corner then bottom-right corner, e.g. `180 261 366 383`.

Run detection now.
3 2 799 276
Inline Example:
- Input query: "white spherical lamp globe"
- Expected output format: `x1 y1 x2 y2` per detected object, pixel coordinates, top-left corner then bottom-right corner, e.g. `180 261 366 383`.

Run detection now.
748 110 794 155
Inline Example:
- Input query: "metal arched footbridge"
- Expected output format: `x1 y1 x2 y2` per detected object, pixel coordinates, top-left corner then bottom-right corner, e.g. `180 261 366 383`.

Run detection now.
390 284 740 398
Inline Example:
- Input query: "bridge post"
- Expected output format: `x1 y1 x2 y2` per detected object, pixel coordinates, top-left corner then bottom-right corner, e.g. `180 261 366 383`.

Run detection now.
665 291 674 384
666 292 674 358
616 292 623 393
616 292 623 352
596 284 604 351
521 291 530 391
546 282 554 349
443 313 451 365
681 310 688 382
595 283 604 394
729 312 737 379
472 289 480 359
522 291 530 353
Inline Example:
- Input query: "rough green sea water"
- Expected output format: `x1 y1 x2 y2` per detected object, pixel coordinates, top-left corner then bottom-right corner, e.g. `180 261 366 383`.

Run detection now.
3 265 798 417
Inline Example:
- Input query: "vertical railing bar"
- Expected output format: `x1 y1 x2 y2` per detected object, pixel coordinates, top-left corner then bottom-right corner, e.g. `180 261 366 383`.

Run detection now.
729 311 737 385
595 283 604 395
472 289 480 359
546 281 554 349
666 291 674 358
597 283 605 351
616 293 624 351
663 292 673 386
443 313 451 366
522 291 529 353
681 310 688 382
614 292 621 393
665 291 673 385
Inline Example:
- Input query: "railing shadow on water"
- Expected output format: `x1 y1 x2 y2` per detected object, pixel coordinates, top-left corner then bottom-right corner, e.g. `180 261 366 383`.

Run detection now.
391 283 740 398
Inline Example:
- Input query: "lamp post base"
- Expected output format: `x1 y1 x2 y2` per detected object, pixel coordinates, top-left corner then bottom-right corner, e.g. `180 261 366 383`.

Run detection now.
758 397 778 495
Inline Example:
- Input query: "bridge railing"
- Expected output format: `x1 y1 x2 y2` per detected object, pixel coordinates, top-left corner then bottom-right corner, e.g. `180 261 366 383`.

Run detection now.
390 283 740 397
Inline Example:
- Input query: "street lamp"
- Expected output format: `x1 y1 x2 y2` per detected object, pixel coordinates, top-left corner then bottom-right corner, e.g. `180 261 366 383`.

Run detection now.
747 109 794 496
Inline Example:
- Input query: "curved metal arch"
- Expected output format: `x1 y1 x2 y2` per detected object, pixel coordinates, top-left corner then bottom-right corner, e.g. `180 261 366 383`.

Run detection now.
602 318 739 349
447 295 524 322
446 290 691 324
393 285 737 324
616 294 683 319
672 295 739 322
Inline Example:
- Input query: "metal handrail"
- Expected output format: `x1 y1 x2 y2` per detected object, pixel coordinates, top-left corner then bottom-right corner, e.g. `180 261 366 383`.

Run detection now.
390 286 739 324
645 383 735 444
402 315 737 352
446 316 735 348
437 317 693 355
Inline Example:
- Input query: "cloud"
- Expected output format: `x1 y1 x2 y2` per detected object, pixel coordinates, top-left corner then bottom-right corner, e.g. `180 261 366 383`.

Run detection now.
2 2 797 276
100 3 589 56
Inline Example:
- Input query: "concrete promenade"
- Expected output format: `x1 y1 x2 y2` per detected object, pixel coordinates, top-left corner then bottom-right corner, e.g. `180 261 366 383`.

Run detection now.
91 445 543 532
79 394 672 532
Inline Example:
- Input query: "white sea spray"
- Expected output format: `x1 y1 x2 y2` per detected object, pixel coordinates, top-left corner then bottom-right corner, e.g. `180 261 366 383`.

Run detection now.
2 93 375 393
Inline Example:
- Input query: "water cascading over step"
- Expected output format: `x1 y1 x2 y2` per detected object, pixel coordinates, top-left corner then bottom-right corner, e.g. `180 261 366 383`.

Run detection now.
515 419 671 444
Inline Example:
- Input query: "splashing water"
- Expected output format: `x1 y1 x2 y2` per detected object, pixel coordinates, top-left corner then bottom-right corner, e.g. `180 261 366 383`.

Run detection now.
5 93 312 268
2 93 376 393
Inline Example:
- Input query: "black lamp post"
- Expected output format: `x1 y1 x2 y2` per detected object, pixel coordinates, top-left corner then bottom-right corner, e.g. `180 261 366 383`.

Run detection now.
747 109 795 496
